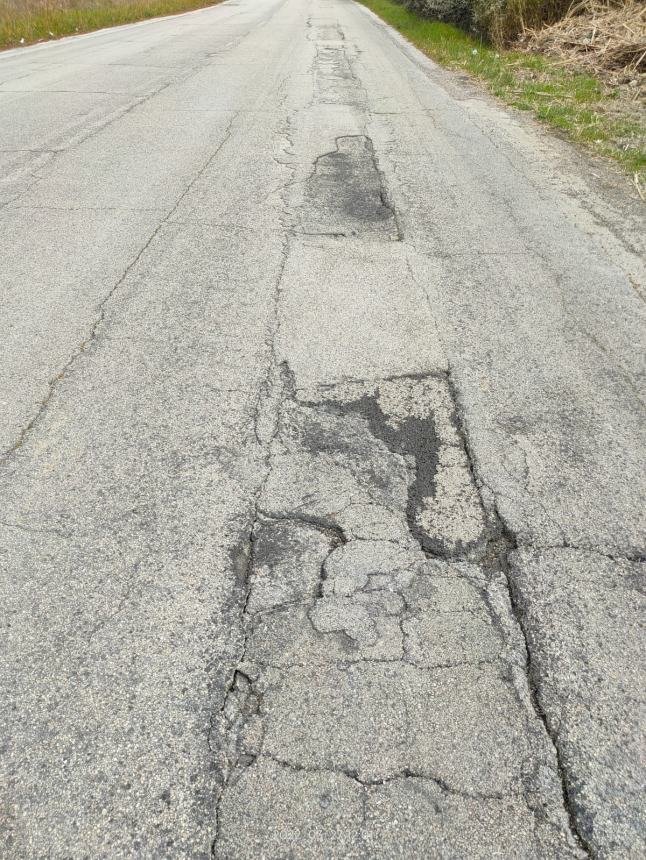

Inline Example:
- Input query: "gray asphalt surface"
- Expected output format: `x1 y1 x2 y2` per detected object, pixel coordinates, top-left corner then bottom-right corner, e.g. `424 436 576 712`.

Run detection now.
0 0 644 857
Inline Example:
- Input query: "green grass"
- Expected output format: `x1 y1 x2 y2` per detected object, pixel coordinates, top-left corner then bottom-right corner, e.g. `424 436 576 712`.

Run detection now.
357 0 646 180
0 0 223 49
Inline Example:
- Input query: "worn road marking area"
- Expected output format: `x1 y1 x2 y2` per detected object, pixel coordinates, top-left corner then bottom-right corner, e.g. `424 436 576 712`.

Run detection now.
0 0 644 856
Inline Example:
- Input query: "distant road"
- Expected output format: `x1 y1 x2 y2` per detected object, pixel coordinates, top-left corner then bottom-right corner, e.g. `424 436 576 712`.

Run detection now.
0 0 644 856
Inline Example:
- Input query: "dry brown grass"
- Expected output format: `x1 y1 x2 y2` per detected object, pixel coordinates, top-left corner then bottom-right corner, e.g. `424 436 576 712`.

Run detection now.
1 0 117 13
0 0 221 48
520 0 646 79
472 0 574 47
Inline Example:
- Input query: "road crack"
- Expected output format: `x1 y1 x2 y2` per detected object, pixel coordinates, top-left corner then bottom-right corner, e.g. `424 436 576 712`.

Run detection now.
0 110 241 466
442 362 594 857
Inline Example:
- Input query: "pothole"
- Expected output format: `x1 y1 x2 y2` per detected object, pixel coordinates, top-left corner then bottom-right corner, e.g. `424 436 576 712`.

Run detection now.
299 136 400 239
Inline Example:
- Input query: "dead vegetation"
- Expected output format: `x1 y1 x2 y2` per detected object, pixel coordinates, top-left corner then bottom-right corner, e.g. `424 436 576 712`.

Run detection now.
0 0 221 48
520 0 645 84
519 0 645 195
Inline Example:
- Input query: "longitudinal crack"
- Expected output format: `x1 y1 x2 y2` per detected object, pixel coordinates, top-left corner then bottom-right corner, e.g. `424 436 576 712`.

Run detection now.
442 362 594 857
210 236 292 854
0 111 240 465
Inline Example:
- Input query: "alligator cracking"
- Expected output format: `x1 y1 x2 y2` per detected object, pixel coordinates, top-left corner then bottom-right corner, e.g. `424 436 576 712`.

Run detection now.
211 37 589 847
306 386 450 557
211 367 590 858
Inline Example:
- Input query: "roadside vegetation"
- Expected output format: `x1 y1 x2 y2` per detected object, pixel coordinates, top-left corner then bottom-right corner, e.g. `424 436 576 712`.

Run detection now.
0 0 222 49
358 0 645 187
471 0 576 45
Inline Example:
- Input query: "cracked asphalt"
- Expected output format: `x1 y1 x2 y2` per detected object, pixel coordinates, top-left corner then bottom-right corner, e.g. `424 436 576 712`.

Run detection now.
0 0 645 857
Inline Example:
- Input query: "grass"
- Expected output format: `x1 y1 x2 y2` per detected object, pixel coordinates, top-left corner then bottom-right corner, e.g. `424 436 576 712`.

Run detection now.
470 0 573 46
357 0 646 181
0 0 223 49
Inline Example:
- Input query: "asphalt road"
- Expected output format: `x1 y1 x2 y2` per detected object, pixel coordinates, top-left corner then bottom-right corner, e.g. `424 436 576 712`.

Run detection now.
0 0 645 856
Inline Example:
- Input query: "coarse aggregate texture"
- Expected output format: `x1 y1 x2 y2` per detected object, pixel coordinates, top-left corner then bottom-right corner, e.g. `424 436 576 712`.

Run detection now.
0 0 644 857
